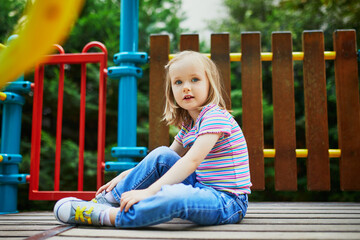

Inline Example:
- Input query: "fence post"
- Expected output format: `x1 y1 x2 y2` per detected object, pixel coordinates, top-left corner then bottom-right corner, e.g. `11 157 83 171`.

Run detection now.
241 32 265 190
302 31 330 191
333 30 360 190
272 32 297 191
149 35 170 150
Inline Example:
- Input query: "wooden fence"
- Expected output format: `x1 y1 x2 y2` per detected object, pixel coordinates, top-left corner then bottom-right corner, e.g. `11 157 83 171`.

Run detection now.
148 30 360 192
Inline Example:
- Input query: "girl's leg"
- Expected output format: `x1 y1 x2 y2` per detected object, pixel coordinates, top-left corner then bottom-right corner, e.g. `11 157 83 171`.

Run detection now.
113 183 248 228
111 146 197 202
53 146 198 227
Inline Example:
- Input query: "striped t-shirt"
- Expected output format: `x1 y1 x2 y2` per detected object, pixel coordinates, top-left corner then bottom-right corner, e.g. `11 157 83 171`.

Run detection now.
175 104 252 195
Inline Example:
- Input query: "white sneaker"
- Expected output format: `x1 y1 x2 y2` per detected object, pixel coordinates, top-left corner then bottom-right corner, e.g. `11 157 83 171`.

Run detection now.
54 197 110 226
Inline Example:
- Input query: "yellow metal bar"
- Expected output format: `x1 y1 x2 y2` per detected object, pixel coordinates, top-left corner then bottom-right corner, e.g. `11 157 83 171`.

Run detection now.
263 149 341 158
263 149 275 158
169 51 336 61
324 51 336 60
328 149 341 158
296 149 308 158
230 53 241 61
261 52 273 61
0 92 7 101
292 52 304 61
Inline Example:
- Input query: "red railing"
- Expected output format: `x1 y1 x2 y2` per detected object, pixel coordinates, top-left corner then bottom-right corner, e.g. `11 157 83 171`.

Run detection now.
29 42 108 200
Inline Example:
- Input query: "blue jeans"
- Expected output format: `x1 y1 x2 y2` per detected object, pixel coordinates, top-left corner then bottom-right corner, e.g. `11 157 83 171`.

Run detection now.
111 146 248 228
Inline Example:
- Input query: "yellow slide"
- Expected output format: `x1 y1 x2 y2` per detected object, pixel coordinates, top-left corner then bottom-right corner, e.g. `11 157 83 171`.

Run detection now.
0 0 84 89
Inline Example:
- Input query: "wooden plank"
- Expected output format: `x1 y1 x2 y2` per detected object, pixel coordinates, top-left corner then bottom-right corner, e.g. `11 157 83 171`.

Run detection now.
25 225 74 240
149 35 170 150
0 226 55 230
241 32 265 190
247 209 360 214
248 205 360 210
242 218 360 225
0 215 57 220
246 213 360 219
51 237 132 240
333 30 360 190
60 228 360 239
271 32 297 191
302 30 330 190
211 33 231 109
150 223 360 232
248 207 360 211
0 221 59 225
0 231 44 237
0 211 54 216
180 34 199 51
249 202 360 207
1 208 360 240
0 238 24 240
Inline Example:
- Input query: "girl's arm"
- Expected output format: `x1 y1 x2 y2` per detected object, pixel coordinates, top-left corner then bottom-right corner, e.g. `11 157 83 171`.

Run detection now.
95 167 133 195
169 139 188 156
119 132 221 212
96 140 185 196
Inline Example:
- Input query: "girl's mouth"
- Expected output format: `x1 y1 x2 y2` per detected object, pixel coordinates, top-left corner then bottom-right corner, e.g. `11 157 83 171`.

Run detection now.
183 95 194 100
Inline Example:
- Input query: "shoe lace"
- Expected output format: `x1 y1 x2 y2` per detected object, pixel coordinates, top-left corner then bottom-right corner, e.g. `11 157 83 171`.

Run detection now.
75 206 94 224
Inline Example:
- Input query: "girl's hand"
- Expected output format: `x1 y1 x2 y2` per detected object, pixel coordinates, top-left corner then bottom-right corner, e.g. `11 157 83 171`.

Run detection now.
95 168 133 196
120 188 156 212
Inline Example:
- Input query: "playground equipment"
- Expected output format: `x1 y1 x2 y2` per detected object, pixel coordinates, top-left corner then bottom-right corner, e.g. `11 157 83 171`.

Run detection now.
1 0 148 213
106 0 148 171
0 74 32 214
28 42 108 201
0 0 84 214
0 36 33 214
0 0 85 209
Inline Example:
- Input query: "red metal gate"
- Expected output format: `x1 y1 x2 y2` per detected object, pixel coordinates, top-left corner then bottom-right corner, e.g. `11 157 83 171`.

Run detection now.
29 42 107 200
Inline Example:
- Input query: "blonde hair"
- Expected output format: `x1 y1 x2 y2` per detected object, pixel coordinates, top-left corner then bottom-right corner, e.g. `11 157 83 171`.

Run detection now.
163 51 227 127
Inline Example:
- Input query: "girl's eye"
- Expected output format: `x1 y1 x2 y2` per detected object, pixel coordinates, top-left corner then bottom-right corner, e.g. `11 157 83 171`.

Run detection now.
174 80 182 85
191 78 199 82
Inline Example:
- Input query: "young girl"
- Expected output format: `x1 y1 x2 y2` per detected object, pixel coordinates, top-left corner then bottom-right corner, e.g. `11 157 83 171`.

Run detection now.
54 50 251 228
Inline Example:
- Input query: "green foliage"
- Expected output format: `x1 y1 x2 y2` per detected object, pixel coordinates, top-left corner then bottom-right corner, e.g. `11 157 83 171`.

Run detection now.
0 0 26 43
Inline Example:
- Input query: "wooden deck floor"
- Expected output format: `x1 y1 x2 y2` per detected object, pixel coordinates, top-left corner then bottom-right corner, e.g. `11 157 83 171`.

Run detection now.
1 202 360 240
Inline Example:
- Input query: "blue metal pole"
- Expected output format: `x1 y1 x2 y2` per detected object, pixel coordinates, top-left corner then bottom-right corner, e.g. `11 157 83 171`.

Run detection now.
118 0 139 162
106 0 148 172
0 93 24 213
0 74 30 214
0 36 31 214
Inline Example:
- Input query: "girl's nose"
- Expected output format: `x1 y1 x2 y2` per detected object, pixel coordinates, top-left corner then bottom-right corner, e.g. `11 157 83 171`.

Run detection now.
182 82 190 93
183 86 190 93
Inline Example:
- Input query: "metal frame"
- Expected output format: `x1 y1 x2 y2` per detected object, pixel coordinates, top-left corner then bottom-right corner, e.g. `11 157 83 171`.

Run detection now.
29 42 108 200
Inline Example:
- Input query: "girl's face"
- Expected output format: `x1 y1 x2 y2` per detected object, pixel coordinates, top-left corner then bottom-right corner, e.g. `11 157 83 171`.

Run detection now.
169 57 210 121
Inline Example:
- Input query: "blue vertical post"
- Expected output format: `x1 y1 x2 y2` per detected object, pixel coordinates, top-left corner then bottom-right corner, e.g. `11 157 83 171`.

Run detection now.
118 0 139 163
0 35 31 214
0 76 30 214
106 0 148 171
